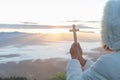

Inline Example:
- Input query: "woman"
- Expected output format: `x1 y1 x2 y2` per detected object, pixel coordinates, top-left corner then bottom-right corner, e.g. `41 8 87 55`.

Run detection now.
67 0 120 80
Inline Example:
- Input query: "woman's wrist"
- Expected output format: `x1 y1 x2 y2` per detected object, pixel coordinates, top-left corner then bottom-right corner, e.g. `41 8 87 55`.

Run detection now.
78 57 86 67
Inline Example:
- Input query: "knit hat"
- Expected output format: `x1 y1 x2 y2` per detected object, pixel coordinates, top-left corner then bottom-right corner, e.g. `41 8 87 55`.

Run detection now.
102 0 120 51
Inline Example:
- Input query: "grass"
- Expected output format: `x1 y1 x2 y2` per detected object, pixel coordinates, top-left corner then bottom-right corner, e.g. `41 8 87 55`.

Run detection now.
50 72 66 80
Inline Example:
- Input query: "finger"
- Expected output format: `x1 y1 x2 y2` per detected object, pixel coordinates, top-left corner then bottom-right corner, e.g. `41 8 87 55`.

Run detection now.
70 43 74 53
77 43 81 49
77 43 83 55
73 42 78 48
70 43 77 54
71 43 75 48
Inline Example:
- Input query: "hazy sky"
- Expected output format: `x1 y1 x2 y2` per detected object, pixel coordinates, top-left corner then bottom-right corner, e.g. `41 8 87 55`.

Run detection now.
0 0 108 25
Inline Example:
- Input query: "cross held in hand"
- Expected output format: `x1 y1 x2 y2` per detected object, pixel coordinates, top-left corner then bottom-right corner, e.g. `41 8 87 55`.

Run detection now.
69 24 79 43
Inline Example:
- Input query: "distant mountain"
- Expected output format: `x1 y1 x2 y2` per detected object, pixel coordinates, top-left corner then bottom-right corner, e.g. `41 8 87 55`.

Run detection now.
0 24 52 29
0 24 96 29
20 21 38 25
66 20 82 22
86 21 100 23
66 20 100 23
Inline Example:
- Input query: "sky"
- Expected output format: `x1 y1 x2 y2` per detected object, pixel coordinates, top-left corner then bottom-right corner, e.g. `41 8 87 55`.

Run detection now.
0 0 108 25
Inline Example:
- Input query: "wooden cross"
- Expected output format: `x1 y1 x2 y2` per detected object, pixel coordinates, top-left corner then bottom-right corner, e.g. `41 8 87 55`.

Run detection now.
69 24 79 43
